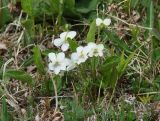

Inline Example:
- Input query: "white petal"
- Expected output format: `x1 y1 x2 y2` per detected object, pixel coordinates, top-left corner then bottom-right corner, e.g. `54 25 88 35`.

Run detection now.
48 63 54 70
77 60 82 65
48 53 56 61
61 43 69 51
57 52 65 61
88 42 96 47
67 31 77 39
97 44 104 50
60 62 67 71
64 58 75 71
84 46 91 54
53 38 64 47
71 53 78 61
54 68 61 75
98 51 103 56
64 58 71 66
96 18 103 26
60 32 68 40
86 42 96 52
67 62 76 71
77 57 87 64
103 18 111 26
76 46 83 53
88 52 94 57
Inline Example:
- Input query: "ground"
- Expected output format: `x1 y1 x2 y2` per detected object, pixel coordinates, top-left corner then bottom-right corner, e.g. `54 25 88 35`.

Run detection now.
0 0 160 121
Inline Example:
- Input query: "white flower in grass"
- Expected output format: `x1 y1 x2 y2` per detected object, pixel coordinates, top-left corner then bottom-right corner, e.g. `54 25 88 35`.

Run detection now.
53 31 77 51
71 46 89 65
48 52 67 74
65 58 77 71
87 42 104 57
96 18 103 26
103 18 111 26
96 18 111 26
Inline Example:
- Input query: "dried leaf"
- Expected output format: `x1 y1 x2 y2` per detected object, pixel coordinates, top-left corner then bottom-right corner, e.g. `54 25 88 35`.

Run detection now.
0 42 7 50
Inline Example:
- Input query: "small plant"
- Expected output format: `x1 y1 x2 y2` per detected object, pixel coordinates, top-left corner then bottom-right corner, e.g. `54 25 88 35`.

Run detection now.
49 39 105 74
96 18 111 27
0 0 160 120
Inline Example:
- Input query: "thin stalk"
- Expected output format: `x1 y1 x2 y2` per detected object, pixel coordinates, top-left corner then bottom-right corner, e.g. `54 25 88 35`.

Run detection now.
50 73 58 113
97 80 102 103
97 27 101 42
92 57 96 82
0 5 8 10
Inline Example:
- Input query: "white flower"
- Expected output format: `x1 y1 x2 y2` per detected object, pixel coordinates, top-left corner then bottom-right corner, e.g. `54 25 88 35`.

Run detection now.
103 18 111 26
96 18 111 26
53 31 77 51
71 46 89 65
65 58 77 71
48 52 67 74
96 18 103 26
86 42 104 57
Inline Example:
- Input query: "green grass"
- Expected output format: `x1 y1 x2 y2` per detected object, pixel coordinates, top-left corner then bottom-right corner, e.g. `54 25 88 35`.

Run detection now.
0 0 160 120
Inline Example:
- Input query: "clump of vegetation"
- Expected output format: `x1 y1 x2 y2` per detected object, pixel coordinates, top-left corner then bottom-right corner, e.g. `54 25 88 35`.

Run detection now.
0 0 160 120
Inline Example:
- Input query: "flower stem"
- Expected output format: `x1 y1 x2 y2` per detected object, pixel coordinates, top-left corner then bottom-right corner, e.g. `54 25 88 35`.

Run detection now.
50 73 58 113
91 57 96 82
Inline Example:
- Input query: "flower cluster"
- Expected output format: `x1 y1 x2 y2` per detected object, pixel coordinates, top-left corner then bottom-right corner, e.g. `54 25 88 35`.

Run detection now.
96 18 111 27
53 31 76 51
48 33 104 74
48 17 111 74
48 52 68 74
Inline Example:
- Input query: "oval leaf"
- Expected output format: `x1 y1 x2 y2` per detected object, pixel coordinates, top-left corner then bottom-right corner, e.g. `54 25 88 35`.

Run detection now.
152 47 160 61
33 46 45 74
5 70 34 86
68 38 78 52
86 20 96 42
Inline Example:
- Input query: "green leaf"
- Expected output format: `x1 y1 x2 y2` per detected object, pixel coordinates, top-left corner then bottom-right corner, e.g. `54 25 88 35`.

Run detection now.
22 19 35 44
4 70 34 86
110 66 119 88
54 76 63 93
102 56 120 66
117 51 135 77
50 0 60 14
0 57 3 69
86 20 96 42
101 56 120 87
22 56 34 67
76 0 99 13
64 0 75 10
33 46 45 74
1 96 10 121
104 30 130 52
63 0 80 17
152 47 160 61
130 0 139 9
101 63 118 88
64 100 85 120
26 106 34 120
68 38 78 52
41 80 53 95
21 0 34 16
149 1 154 28
0 0 12 28
117 52 125 74
152 29 160 41
0 71 2 79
